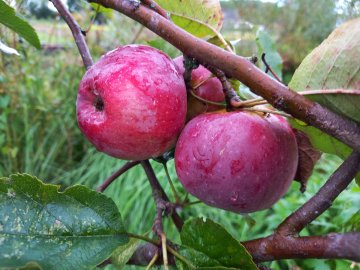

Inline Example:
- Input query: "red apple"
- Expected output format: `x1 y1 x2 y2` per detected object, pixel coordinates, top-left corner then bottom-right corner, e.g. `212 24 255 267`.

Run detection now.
173 56 225 120
77 45 187 160
174 111 298 213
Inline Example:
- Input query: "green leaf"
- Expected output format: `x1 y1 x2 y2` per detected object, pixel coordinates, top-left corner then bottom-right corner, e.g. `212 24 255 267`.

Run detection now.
156 0 223 38
256 29 282 79
290 18 360 124
90 2 113 13
207 36 234 51
288 18 360 158
179 218 257 270
111 238 140 269
344 210 360 231
0 0 41 49
147 39 181 59
0 174 128 270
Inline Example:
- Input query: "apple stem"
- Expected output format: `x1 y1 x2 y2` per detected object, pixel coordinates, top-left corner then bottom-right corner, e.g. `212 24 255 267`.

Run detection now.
163 163 181 203
240 107 293 118
161 233 169 270
96 161 140 192
145 252 159 270
189 89 226 107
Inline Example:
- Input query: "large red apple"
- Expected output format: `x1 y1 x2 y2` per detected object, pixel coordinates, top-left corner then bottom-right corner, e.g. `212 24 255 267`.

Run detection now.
173 56 225 120
174 111 298 213
77 45 187 160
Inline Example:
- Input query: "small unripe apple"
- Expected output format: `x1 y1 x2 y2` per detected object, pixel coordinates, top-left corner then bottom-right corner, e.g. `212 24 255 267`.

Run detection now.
174 111 298 213
173 56 225 120
77 45 187 160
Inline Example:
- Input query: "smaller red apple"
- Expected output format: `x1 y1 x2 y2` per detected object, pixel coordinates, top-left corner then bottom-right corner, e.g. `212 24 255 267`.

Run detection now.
77 45 187 160
173 56 225 120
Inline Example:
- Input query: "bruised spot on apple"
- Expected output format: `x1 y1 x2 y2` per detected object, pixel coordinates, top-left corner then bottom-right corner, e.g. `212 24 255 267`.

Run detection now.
175 111 298 213
77 45 187 160
173 56 225 120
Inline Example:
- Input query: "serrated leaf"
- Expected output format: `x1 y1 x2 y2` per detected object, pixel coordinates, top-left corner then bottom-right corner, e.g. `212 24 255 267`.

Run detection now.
256 29 282 79
0 0 41 49
289 18 360 159
156 0 223 38
179 218 257 270
111 238 140 269
0 174 128 270
290 18 360 124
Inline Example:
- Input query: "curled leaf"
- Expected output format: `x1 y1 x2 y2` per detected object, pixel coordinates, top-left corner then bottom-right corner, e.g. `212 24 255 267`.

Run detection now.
293 129 322 192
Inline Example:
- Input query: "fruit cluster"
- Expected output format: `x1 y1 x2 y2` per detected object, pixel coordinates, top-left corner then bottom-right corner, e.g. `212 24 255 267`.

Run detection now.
77 45 298 213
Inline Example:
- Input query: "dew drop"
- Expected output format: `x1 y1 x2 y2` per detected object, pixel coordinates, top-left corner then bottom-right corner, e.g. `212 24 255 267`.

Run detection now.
230 191 239 202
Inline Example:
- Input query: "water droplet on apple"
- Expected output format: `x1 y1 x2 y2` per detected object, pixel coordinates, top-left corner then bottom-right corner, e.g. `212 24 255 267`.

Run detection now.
230 191 239 202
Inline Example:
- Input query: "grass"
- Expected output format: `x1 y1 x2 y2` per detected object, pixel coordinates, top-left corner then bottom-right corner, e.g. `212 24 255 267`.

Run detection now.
0 19 359 270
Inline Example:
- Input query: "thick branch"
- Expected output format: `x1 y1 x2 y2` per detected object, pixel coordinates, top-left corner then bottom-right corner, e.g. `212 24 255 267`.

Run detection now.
277 151 360 235
50 0 93 69
141 160 184 231
120 233 360 266
89 0 360 152
96 161 140 192
243 233 360 263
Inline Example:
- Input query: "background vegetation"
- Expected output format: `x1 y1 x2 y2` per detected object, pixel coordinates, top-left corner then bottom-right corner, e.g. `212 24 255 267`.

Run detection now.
1 0 359 269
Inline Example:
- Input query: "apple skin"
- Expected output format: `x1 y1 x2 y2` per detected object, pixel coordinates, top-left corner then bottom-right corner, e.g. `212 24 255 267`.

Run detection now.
77 45 187 160
174 111 298 213
173 56 225 120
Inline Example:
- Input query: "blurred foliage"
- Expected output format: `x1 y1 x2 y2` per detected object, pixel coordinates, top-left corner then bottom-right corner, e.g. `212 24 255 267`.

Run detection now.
221 0 360 83
0 1 359 269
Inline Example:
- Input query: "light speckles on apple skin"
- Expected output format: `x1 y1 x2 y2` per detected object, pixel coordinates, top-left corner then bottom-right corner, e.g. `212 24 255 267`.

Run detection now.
175 111 298 213
77 45 187 160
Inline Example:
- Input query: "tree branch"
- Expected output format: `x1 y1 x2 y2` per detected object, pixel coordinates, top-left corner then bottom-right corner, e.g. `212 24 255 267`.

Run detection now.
96 161 140 192
141 160 184 231
243 233 360 263
88 0 360 153
277 151 360 235
50 0 93 69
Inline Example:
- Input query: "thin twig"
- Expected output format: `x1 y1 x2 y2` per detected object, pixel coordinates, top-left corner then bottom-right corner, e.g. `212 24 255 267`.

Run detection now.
161 233 169 270
141 160 184 231
240 107 293 118
145 252 159 270
261 53 282 83
131 25 145 43
50 0 93 69
276 151 360 235
206 65 241 109
163 163 181 203
140 0 169 19
96 161 140 192
189 89 226 106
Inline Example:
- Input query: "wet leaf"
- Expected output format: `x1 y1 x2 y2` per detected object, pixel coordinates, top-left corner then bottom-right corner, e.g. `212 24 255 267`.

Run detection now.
289 18 360 158
0 174 128 270
177 218 257 270
0 0 40 49
156 0 223 38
